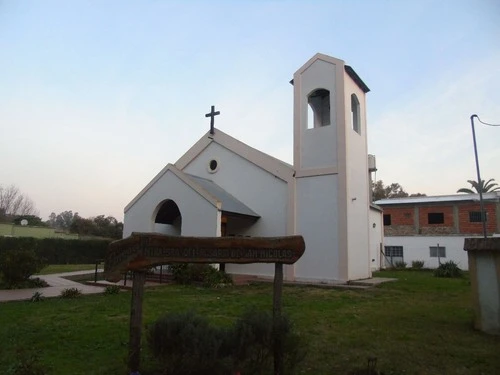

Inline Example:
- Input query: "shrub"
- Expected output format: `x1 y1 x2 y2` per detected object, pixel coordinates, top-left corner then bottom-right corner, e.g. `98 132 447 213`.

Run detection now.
170 264 233 287
146 309 306 375
0 249 45 287
7 348 47 375
27 278 49 288
411 260 425 269
60 287 82 298
0 237 110 264
3 278 49 290
434 261 463 278
147 311 232 375
232 308 306 375
394 261 407 269
104 285 121 295
30 292 44 303
202 265 233 288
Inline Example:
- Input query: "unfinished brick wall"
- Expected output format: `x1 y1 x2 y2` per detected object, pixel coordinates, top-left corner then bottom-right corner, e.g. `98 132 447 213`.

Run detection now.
383 206 415 235
418 205 455 235
458 203 497 235
381 200 500 236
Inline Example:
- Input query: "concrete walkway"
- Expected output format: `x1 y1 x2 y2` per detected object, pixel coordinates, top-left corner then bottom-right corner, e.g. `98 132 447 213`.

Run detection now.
0 272 397 302
0 270 107 302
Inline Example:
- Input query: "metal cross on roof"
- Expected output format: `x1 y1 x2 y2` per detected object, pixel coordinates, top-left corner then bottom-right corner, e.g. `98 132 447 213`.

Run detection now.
205 105 220 135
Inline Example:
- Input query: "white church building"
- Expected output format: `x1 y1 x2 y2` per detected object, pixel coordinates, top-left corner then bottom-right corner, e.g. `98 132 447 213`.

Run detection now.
123 53 383 283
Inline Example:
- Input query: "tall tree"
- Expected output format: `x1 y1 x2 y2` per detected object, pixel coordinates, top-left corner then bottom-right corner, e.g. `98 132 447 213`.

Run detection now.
0 185 38 220
69 214 123 239
47 210 78 230
372 180 426 201
457 179 500 194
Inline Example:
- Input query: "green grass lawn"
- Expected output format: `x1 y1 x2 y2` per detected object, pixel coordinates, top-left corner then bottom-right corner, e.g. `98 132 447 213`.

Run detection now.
1 270 499 375
36 264 102 275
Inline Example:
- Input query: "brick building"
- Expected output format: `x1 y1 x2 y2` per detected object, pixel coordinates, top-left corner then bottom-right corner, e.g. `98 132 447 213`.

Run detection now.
375 192 500 270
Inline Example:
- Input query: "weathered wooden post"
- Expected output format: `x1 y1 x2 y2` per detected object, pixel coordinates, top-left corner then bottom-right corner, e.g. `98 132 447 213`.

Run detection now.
128 271 146 373
104 233 305 375
273 263 284 375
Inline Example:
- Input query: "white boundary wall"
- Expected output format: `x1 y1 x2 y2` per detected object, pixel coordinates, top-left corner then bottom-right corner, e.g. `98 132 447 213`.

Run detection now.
383 236 475 270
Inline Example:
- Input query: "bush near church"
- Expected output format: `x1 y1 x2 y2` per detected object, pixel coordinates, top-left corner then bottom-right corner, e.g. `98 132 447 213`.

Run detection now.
170 264 233 287
0 237 110 264
0 249 46 288
434 261 463 278
146 309 305 375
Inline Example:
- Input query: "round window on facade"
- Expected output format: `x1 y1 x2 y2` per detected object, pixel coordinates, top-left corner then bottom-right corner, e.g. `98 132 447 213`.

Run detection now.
208 158 219 173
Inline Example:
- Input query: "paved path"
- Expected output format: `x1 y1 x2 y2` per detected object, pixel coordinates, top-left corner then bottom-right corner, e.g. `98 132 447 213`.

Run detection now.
0 270 106 302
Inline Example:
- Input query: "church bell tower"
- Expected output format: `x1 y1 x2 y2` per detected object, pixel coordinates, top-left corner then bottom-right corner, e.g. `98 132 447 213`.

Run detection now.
292 53 371 282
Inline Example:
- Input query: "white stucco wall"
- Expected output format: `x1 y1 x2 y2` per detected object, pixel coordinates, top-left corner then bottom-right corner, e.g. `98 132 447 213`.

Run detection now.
473 251 500 333
383 236 471 270
369 208 383 271
344 74 371 280
123 170 219 238
298 59 338 169
295 174 340 281
182 142 288 277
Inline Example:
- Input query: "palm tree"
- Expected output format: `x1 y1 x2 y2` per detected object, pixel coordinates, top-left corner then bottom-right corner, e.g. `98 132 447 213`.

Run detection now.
457 179 500 194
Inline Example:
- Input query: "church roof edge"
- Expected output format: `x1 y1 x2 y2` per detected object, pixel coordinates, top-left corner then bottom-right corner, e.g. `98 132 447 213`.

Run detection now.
124 164 221 213
375 192 500 206
175 128 294 183
290 53 370 94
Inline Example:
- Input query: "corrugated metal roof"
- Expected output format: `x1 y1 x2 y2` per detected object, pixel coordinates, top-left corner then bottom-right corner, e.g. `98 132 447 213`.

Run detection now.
375 192 500 206
187 175 260 218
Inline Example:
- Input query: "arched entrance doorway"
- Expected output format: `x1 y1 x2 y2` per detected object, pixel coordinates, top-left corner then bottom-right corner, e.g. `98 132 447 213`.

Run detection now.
153 199 182 236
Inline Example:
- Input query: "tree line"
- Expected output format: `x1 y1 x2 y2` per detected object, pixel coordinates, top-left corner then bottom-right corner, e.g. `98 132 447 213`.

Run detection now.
0 185 122 239
2 178 498 236
372 177 499 201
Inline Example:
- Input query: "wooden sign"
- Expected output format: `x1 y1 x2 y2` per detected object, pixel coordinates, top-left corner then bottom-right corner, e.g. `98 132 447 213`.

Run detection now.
104 232 305 282
104 232 305 375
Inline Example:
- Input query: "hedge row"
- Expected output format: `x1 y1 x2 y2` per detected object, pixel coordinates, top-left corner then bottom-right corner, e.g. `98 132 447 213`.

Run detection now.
0 237 112 264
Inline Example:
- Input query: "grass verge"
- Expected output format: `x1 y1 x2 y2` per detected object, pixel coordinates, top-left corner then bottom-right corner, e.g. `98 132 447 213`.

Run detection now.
0 270 499 374
36 264 102 275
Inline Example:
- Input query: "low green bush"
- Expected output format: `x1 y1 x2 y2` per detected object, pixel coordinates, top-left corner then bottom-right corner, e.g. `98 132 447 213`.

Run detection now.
103 285 121 295
2 278 49 290
394 261 407 269
59 287 82 298
147 311 232 375
7 348 47 375
411 260 425 269
170 264 232 287
146 308 306 375
434 261 463 278
0 237 110 264
202 265 233 288
30 292 44 303
232 308 305 375
0 249 45 287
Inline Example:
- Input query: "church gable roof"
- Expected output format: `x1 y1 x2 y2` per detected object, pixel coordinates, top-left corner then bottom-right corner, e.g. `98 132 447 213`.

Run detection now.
187 175 259 218
175 128 294 183
124 163 261 219
124 164 220 213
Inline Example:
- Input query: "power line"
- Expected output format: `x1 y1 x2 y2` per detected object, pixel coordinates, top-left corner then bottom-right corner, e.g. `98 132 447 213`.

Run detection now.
476 116 500 127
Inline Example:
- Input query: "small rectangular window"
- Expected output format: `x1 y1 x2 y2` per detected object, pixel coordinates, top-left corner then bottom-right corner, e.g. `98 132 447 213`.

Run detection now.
383 214 391 226
385 246 403 257
469 211 487 223
428 212 444 224
429 246 446 258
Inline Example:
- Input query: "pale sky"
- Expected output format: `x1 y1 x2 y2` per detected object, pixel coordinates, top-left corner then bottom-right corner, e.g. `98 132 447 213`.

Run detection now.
1 0 499 222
